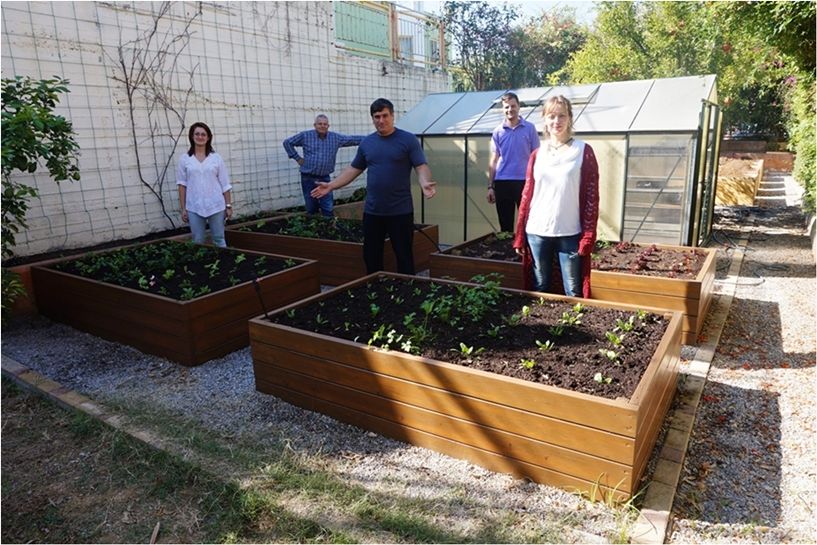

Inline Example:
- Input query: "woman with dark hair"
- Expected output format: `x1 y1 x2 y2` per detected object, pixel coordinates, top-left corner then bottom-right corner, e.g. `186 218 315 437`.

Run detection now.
176 122 233 247
513 95 599 298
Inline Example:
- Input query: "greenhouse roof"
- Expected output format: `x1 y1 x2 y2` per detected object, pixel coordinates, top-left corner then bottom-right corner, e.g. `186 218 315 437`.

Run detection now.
399 74 717 135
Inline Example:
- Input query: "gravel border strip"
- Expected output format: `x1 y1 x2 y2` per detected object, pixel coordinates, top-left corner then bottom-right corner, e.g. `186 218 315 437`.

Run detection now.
630 227 750 544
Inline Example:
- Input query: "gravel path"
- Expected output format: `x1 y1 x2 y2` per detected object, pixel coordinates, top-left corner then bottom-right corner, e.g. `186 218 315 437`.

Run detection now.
669 175 816 543
2 175 814 543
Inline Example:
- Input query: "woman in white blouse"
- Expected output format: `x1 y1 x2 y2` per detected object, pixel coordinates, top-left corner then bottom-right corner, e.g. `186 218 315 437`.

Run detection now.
513 96 599 298
176 122 233 247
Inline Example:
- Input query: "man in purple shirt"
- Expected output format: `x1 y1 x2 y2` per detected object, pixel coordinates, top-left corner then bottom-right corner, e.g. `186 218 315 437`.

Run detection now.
283 114 364 216
486 92 540 232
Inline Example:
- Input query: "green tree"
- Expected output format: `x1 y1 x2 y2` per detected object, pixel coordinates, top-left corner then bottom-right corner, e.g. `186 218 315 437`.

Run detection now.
508 8 587 87
442 1 520 90
2 76 80 259
1 76 80 320
560 1 791 137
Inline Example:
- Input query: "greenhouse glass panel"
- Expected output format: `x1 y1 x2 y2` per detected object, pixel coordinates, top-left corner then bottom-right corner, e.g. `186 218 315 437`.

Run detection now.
425 90 503 134
465 136 497 239
415 136 467 243
631 75 715 131
573 80 652 132
400 93 465 134
582 135 627 242
624 134 694 244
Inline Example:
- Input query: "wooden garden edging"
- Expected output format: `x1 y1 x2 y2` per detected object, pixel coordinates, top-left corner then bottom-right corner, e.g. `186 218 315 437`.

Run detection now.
226 218 439 285
32 243 320 366
249 272 683 501
429 234 717 345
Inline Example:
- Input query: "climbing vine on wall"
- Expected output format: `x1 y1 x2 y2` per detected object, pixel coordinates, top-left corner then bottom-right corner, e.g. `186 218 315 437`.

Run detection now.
106 1 201 228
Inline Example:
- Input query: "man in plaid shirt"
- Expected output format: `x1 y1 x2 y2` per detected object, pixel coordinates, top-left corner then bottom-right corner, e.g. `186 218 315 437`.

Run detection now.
283 114 365 216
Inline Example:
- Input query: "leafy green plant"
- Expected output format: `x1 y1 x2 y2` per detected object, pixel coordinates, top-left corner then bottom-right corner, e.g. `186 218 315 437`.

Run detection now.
2 76 80 260
370 303 380 317
605 331 623 346
548 324 565 337
453 343 483 358
599 348 619 363
519 358 536 370
593 372 612 384
535 339 555 352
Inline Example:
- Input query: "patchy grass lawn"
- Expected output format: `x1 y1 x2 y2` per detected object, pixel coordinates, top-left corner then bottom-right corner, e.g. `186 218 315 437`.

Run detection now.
0 379 351 543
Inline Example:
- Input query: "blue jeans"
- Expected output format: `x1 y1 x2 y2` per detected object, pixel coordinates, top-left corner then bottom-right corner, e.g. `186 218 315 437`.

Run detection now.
526 233 582 297
301 174 333 216
189 210 227 248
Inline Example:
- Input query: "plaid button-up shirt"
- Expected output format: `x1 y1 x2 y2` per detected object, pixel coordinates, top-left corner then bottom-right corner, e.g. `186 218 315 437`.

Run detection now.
283 130 365 177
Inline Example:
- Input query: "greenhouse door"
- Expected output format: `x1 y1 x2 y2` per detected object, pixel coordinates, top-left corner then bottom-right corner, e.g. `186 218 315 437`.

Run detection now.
688 101 723 246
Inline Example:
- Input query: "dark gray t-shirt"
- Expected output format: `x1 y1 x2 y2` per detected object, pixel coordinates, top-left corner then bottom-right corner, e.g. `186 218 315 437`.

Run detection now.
351 128 427 216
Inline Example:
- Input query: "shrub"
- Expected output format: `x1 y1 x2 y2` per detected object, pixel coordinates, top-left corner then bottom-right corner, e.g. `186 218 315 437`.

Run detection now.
1 75 80 320
786 75 816 214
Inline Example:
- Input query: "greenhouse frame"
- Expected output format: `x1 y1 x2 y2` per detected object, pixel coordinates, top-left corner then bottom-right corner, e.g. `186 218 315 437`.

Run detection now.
403 75 723 247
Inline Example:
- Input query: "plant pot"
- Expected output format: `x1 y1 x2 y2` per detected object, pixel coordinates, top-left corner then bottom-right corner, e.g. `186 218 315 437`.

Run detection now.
32 241 320 366
227 216 439 285
430 234 716 345
249 272 683 501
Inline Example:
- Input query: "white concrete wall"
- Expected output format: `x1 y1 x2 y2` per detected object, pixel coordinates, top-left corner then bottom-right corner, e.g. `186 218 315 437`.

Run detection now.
1 1 449 257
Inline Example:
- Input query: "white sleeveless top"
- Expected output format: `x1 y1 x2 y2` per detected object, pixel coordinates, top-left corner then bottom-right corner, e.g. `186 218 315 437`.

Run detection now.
525 139 585 237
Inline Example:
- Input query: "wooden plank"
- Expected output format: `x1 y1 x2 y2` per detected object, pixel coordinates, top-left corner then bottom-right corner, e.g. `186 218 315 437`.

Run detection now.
255 369 633 484
32 252 320 366
32 267 188 321
591 286 700 314
227 224 439 285
592 271 702 299
250 320 638 436
255 379 633 498
252 343 635 463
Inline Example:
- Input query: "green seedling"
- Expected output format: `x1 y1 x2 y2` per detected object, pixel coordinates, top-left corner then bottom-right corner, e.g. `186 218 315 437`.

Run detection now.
234 253 247 264
370 303 380 317
486 324 502 338
521 305 531 318
548 324 565 337
285 309 296 318
315 314 328 325
599 348 619 362
605 331 623 346
535 339 555 352
519 358 536 370
615 316 636 332
594 372 613 384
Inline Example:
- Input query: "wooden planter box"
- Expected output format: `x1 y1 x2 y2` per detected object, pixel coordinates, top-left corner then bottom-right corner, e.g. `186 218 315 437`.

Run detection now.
250 273 683 501
32 243 321 366
226 218 439 285
430 234 717 345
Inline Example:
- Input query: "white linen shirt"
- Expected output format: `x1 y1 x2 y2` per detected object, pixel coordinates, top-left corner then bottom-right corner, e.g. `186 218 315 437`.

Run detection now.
525 140 585 237
176 152 232 217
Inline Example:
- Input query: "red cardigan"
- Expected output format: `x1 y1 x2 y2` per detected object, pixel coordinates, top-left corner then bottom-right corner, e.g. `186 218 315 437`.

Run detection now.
512 143 600 298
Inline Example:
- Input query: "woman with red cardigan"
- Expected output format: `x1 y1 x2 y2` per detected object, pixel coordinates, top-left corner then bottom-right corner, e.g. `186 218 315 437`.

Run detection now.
513 95 599 298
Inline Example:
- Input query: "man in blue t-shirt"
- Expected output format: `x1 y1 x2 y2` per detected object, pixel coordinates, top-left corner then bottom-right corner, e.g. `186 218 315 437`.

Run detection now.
311 98 436 274
487 92 540 232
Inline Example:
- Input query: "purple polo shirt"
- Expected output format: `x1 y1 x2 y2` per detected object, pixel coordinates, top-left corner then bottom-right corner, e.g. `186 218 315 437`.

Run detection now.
491 117 540 181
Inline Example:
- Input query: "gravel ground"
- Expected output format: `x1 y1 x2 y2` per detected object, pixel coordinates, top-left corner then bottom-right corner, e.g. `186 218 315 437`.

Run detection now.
2 180 815 543
669 186 816 540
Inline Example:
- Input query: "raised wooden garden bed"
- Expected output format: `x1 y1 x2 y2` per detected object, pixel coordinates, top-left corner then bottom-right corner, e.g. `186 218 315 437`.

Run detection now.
226 216 439 285
429 234 716 345
32 241 320 366
249 273 683 500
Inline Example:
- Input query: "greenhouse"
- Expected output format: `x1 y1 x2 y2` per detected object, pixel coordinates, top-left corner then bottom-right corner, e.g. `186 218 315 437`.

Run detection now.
402 74 722 247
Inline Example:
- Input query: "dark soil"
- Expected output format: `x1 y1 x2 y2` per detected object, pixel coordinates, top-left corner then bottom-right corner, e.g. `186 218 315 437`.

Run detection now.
236 215 366 242
49 240 299 301
1 190 369 268
273 275 669 400
448 234 708 279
